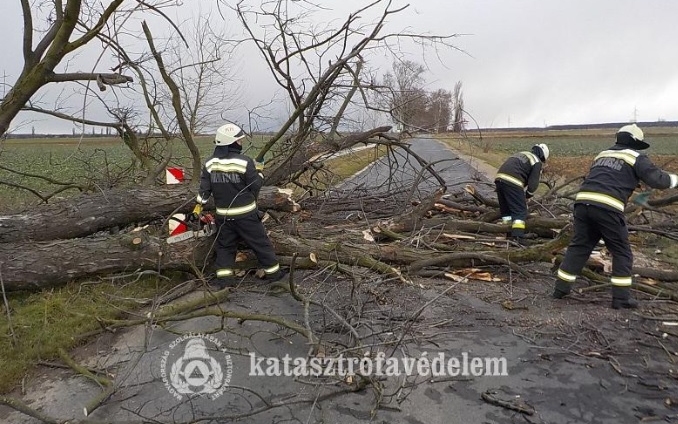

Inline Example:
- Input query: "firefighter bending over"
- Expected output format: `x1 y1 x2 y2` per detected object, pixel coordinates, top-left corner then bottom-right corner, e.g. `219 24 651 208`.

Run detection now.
553 124 677 309
494 143 550 240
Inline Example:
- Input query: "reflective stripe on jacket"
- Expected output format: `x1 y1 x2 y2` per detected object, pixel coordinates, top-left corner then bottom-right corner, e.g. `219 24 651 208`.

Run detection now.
495 151 543 195
576 146 674 212
197 146 263 218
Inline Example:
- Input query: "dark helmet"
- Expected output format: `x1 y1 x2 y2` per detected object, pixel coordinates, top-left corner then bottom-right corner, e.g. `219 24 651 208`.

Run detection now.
616 124 650 150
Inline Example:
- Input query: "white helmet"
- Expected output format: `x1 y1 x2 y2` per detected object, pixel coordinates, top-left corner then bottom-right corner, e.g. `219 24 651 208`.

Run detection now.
534 143 549 161
618 123 644 142
215 123 246 146
617 123 650 150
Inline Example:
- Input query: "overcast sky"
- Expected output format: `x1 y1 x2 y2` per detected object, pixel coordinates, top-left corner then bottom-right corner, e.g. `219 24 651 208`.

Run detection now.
3 0 678 133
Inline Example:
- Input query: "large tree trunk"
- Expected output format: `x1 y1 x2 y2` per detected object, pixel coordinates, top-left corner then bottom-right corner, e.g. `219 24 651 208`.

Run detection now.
0 186 299 243
0 230 215 291
0 227 562 291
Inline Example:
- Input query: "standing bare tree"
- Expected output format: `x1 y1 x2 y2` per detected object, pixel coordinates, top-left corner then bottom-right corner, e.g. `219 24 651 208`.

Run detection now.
0 0 143 137
173 14 242 136
452 80 465 133
427 89 453 133
382 60 427 132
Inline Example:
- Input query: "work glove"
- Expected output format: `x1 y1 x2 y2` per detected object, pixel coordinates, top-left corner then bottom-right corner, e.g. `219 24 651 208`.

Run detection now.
669 173 678 189
255 159 265 172
525 192 534 199
190 203 203 221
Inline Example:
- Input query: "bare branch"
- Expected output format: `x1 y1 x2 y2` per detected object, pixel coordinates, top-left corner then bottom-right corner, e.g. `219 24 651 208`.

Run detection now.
22 105 123 129
44 72 133 88
19 0 33 65
142 20 201 178
63 0 124 54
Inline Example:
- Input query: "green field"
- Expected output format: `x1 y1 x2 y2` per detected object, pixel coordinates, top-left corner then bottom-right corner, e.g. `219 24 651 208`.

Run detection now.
0 134 387 211
0 135 272 211
439 128 678 179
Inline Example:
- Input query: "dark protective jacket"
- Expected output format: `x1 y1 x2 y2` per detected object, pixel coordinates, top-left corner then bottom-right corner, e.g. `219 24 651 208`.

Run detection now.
575 145 675 212
197 145 263 218
495 151 543 196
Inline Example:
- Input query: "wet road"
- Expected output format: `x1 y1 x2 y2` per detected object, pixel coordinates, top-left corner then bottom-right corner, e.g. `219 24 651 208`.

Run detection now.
339 136 494 197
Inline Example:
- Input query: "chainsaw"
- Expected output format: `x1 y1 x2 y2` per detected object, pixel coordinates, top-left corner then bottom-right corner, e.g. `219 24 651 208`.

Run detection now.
631 191 652 208
166 212 217 244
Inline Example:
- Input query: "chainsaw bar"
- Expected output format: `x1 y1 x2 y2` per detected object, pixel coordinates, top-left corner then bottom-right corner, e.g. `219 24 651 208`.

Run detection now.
166 225 215 244
166 214 216 244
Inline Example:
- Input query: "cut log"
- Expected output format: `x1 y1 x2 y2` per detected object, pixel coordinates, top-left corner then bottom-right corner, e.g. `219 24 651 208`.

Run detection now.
0 186 299 243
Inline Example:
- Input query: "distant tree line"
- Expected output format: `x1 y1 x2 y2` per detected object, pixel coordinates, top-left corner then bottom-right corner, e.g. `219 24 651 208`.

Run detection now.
381 60 464 134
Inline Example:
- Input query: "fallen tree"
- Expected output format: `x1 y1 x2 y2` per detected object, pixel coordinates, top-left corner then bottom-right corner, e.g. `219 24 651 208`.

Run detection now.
0 186 299 243
2 181 678 292
0 217 568 291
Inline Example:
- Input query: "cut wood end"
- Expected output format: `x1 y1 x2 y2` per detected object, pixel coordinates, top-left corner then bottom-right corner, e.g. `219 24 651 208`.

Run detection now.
132 237 142 245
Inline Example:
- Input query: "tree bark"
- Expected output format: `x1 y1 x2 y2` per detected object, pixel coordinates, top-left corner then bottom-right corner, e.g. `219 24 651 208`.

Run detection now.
0 186 299 243
377 216 569 239
0 230 215 291
0 227 568 291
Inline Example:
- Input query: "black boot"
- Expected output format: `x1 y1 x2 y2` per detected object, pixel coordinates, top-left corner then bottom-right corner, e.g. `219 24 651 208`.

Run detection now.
552 279 571 299
611 286 638 309
264 269 288 283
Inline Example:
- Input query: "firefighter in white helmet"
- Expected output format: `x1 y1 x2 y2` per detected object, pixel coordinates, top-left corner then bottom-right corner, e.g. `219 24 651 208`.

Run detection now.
554 124 678 308
192 123 287 288
494 143 549 240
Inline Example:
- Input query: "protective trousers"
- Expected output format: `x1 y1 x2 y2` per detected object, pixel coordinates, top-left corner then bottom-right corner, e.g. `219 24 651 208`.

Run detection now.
214 214 280 280
495 179 527 237
556 204 633 288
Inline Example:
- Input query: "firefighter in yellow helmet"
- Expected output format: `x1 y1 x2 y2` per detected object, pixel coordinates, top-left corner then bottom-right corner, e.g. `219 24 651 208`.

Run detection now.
554 124 678 308
192 123 287 288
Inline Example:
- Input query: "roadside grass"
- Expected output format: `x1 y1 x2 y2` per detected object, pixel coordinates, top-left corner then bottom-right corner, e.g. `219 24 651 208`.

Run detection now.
0 276 177 394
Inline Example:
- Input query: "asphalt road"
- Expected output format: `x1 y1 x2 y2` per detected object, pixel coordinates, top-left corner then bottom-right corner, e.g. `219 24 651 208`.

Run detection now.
338 136 494 197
